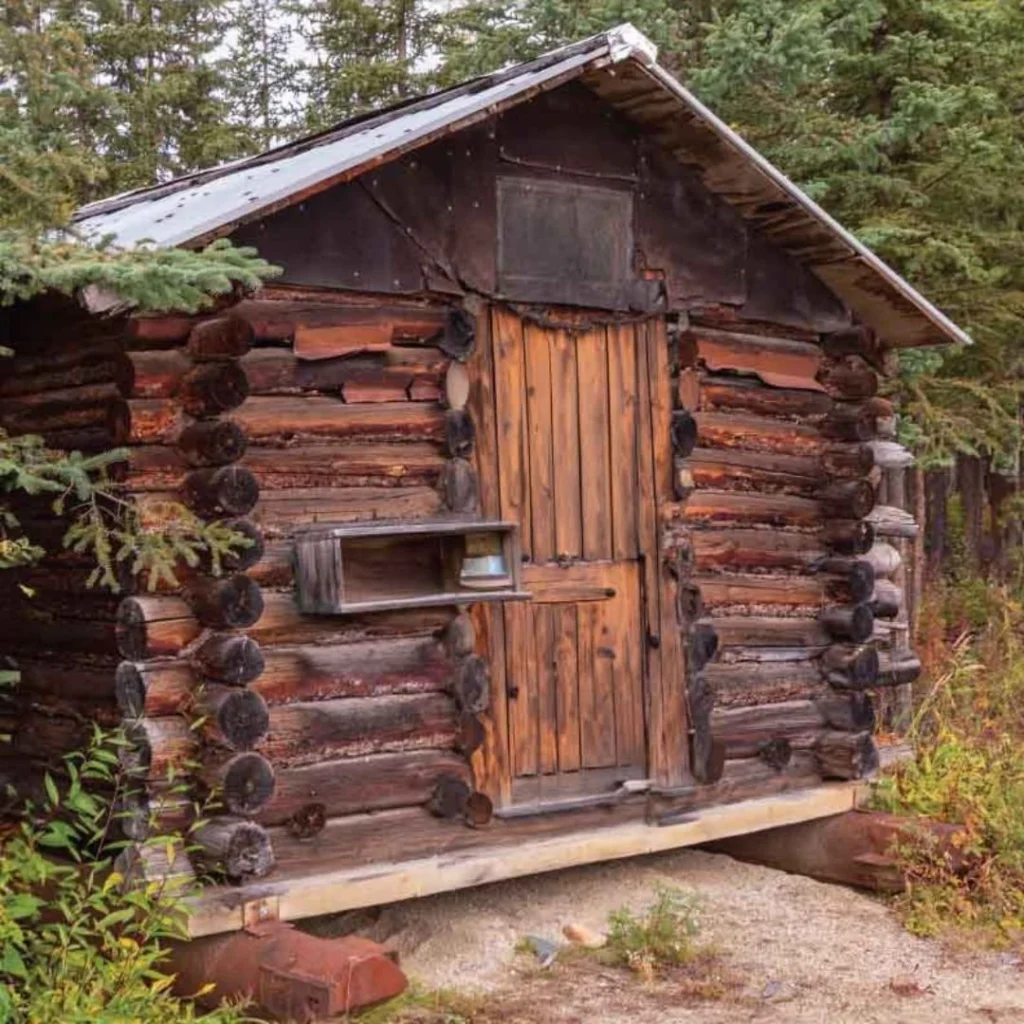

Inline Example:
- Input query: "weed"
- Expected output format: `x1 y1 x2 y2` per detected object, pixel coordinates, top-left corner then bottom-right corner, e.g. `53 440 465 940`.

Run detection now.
873 581 1024 948
354 983 483 1024
605 885 704 979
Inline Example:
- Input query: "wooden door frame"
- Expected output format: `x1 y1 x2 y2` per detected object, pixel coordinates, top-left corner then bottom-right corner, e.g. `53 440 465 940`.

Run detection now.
466 301 689 808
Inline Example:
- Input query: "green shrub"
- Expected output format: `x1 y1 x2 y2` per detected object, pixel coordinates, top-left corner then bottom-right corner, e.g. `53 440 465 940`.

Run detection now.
873 583 1024 947
605 885 703 978
0 729 247 1024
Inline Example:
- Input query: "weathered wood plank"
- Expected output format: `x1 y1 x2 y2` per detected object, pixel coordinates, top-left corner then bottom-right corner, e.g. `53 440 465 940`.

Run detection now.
608 323 639 560
577 327 612 560
534 604 559 775
553 603 581 773
549 328 583 559
505 600 537 777
524 321 556 563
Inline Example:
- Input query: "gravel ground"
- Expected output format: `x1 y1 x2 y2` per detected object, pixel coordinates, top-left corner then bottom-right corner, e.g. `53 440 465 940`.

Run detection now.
320 848 1024 1023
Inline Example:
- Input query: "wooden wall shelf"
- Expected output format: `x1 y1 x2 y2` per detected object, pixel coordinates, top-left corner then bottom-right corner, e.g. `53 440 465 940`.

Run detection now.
295 520 529 615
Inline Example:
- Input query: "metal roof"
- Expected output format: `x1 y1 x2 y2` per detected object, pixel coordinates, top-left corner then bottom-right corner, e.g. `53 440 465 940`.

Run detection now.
72 24 969 348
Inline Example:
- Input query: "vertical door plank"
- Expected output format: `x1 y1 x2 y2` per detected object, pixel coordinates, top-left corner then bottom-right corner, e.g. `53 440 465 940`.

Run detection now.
466 301 510 804
492 308 532 559
577 327 613 561
550 329 583 560
607 323 639 560
505 600 538 777
592 592 619 768
534 604 559 775
613 563 646 767
553 602 581 773
578 595 616 768
523 322 556 564
642 319 689 785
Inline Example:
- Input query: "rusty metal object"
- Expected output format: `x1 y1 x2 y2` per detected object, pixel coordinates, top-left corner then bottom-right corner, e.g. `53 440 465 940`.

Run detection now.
169 920 407 1021
705 808 970 893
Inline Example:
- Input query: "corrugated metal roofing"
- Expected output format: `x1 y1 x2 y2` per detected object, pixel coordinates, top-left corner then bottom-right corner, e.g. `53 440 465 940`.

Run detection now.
72 24 970 348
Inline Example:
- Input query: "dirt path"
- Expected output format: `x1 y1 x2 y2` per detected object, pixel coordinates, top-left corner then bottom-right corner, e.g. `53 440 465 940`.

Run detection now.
318 849 1024 1023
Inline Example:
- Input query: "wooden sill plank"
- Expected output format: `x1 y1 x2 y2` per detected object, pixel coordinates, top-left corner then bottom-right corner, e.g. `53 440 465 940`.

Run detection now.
185 781 865 937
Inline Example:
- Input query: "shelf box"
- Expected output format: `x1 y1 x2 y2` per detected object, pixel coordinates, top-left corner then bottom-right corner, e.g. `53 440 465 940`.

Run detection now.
294 520 529 615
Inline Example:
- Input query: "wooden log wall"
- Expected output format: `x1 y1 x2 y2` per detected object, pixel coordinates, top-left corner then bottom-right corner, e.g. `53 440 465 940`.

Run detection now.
113 293 494 881
666 311 919 788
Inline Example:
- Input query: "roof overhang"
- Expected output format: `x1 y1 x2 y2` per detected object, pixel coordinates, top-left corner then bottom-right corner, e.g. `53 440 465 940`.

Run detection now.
72 25 969 348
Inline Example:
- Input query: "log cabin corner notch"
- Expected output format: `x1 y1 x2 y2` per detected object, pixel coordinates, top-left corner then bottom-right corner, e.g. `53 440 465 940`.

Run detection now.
1 24 964 932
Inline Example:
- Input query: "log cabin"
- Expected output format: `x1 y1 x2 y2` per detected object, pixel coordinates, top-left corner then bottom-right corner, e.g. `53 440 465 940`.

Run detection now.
0 25 966 935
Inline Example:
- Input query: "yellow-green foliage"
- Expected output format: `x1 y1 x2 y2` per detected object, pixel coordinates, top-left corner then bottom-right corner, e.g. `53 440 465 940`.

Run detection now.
605 885 703 978
873 584 1024 946
0 731 248 1024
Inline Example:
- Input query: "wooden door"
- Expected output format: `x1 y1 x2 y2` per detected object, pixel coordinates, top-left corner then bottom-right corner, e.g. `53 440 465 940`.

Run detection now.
493 310 655 805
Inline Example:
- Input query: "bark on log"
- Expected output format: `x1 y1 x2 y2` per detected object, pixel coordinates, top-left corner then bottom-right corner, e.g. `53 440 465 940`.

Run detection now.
680 490 822 527
231 749 471 826
185 575 264 630
193 818 275 881
870 580 902 619
442 614 476 659
815 730 879 779
200 684 271 751
115 660 193 718
822 325 878 362
670 410 697 457
698 376 832 419
705 616 831 648
820 604 874 642
127 398 188 444
441 308 476 360
816 558 875 602
690 327 823 384
181 465 260 519
704 661 824 707
688 674 722 784
443 458 478 513
2 398 130 446
116 788 193 842
180 362 250 417
427 774 471 818
821 519 875 556
128 314 196 346
817 359 878 400
822 404 876 442
817 692 876 732
451 655 489 713
258 693 460 766
876 653 922 688
687 622 719 671
228 397 445 444
711 700 823 758
177 420 248 466
816 480 876 520
128 349 191 398
191 633 265 685
444 409 475 458
819 644 880 690
124 716 197 780
693 573 866 610
693 411 828 457
187 316 254 360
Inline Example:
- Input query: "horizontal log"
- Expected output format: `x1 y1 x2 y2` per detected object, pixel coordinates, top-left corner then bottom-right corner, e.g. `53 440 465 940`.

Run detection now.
243 749 472 827
821 404 876 442
116 660 193 717
181 465 260 519
124 716 198 781
251 485 443 531
0 354 134 400
179 362 250 417
670 411 697 457
870 580 903 619
228 397 446 444
193 818 275 881
687 528 827 573
8 658 117 703
704 616 831 648
128 349 191 398
2 399 130 447
178 420 248 466
819 644 879 690
822 325 879 362
704 661 824 707
817 358 879 400
698 375 832 419
200 684 271 751
202 751 276 816
427 774 472 819
690 327 823 387
693 411 829 458
711 700 823 758
866 504 919 539
185 575 264 630
691 573 863 610
817 692 876 732
868 440 914 470
0 336 124 385
116 788 193 842
821 519 875 556
230 297 447 345
127 399 188 444
0 612 120 658
252 636 457 705
191 633 265 685
128 313 196 346
820 604 874 642
257 693 460 767
876 653 921 687
687 622 719 671
116 596 203 660
815 730 879 780
679 490 823 527
816 558 875 602
240 347 446 398
815 480 876 520
187 315 254 360
0 381 126 418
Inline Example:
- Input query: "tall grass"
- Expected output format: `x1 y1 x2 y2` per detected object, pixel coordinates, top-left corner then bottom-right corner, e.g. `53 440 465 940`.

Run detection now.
873 581 1024 946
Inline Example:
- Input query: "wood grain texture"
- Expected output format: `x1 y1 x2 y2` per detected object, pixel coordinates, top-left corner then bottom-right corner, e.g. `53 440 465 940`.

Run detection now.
577 327 613 560
550 329 583 559
524 320 556 563
608 322 639 560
